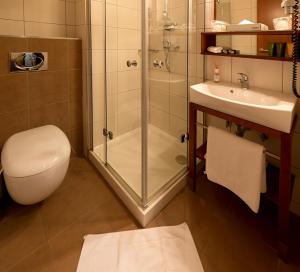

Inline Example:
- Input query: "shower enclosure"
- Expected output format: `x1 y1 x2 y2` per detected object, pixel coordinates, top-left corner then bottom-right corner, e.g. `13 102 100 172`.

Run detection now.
88 0 195 224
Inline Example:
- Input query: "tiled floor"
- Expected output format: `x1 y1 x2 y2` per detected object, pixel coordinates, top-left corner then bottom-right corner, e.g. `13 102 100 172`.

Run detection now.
0 157 299 272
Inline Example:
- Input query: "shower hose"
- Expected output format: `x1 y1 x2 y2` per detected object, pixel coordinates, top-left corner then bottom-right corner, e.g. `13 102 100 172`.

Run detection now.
292 0 300 98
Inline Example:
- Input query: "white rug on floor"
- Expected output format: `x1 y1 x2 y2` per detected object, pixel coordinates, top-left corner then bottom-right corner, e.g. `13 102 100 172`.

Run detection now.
77 223 204 272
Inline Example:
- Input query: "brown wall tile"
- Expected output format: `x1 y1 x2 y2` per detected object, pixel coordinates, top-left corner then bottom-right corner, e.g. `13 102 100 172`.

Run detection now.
68 129 83 155
28 38 68 71
0 37 28 75
0 110 28 148
67 40 82 70
28 71 68 108
0 37 83 154
0 74 28 114
30 102 69 132
69 69 82 102
69 100 83 130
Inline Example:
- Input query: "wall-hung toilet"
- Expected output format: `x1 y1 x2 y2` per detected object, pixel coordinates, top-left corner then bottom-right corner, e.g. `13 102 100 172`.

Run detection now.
1 125 71 205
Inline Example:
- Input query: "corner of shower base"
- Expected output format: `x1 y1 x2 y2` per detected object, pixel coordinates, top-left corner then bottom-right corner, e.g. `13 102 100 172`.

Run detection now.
141 175 187 226
88 151 187 227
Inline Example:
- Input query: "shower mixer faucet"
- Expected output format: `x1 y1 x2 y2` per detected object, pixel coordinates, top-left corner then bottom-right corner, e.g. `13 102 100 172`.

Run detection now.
153 60 164 68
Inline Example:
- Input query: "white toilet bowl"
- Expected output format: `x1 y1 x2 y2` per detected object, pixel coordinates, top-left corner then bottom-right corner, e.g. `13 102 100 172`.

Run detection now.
1 125 71 205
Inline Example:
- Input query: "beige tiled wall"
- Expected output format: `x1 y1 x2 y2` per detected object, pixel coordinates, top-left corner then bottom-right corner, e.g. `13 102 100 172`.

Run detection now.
204 0 300 215
0 0 76 38
0 36 83 154
193 0 206 146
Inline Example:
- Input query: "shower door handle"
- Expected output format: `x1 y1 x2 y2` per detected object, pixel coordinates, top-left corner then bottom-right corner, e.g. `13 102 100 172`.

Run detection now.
127 60 138 67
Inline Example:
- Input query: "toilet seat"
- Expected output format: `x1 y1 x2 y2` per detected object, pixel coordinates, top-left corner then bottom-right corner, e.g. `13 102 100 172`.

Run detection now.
1 125 71 178
1 125 71 205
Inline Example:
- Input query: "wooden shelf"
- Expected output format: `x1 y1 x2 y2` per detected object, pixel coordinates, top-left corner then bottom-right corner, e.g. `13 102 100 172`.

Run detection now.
264 164 295 206
203 51 298 62
201 31 300 62
202 30 295 36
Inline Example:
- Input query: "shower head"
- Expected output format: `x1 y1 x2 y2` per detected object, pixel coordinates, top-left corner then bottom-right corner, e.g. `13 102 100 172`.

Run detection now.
161 0 177 31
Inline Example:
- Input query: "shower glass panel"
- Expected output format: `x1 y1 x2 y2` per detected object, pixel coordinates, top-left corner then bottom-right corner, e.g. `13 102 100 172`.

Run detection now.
147 1 189 200
105 1 142 199
91 0 189 206
92 1 142 199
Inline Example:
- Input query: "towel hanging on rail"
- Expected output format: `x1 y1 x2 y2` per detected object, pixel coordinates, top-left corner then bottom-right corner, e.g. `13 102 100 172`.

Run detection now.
196 121 280 161
206 126 266 213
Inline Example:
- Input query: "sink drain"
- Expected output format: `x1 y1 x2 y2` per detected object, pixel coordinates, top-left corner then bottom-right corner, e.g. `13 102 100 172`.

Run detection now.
175 155 187 165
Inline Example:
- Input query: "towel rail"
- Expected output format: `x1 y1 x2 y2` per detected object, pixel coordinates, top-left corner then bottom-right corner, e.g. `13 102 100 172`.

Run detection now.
190 102 297 261
196 121 281 161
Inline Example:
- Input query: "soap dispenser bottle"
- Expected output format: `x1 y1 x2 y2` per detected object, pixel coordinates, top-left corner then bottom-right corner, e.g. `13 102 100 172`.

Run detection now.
214 65 220 83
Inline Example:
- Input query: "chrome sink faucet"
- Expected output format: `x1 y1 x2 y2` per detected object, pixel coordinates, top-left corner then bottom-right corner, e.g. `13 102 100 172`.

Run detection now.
237 73 249 89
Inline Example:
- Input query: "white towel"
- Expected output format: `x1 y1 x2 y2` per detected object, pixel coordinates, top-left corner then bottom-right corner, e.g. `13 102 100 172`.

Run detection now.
76 223 204 272
206 126 266 213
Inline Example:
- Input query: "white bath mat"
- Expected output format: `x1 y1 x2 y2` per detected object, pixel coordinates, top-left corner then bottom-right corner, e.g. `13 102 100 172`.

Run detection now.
77 223 204 272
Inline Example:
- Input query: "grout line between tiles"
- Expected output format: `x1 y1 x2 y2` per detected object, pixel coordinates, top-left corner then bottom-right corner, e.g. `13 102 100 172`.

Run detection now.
4 210 48 272
5 242 49 272
23 0 25 36
44 197 114 244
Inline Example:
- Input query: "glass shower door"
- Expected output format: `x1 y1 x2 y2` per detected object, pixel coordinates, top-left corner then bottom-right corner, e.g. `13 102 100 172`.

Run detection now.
146 0 189 201
92 0 190 207
105 1 143 200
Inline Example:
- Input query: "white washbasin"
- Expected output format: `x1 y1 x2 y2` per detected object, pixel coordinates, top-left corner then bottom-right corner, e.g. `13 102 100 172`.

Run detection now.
190 81 297 133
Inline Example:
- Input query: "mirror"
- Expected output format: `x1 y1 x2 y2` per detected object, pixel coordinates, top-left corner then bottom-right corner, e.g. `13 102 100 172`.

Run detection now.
214 0 292 57
216 0 258 25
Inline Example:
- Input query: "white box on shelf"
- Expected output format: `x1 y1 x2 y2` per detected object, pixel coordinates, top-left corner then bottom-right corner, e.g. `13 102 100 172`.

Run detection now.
226 23 269 32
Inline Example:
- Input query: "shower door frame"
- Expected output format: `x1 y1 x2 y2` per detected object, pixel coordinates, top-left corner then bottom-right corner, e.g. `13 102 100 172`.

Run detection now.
141 0 149 208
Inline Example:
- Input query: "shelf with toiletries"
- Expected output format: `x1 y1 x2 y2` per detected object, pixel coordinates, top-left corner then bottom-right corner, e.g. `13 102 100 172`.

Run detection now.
203 51 295 62
201 31 300 62
210 0 299 63
202 30 295 35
